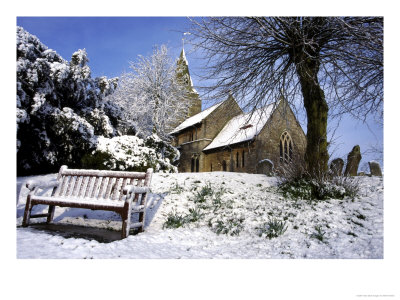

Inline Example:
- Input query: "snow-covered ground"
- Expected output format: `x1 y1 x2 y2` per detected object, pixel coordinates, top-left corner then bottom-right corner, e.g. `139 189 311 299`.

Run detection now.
16 172 383 259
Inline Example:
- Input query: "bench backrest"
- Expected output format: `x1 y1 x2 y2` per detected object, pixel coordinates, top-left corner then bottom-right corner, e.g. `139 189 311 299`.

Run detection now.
53 165 153 202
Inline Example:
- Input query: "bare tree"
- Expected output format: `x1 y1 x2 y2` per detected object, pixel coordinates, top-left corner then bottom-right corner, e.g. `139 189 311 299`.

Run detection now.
188 17 383 176
107 45 191 140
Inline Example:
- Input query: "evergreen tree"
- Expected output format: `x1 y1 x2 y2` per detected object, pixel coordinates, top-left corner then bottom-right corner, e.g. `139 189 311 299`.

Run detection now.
17 26 120 175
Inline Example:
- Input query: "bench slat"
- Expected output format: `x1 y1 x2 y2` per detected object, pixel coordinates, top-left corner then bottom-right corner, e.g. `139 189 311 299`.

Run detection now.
97 176 106 199
111 178 121 200
71 176 82 197
90 176 100 199
78 176 88 198
31 195 125 209
62 169 146 179
84 176 94 198
65 176 75 196
104 177 114 199
57 175 68 197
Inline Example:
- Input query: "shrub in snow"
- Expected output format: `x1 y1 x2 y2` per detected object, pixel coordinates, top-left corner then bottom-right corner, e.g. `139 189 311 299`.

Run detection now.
210 215 245 236
310 225 327 243
81 135 178 173
257 218 288 239
49 107 98 166
144 133 180 167
277 176 359 201
81 108 115 137
163 210 187 229
162 207 204 229
163 181 245 236
16 26 124 175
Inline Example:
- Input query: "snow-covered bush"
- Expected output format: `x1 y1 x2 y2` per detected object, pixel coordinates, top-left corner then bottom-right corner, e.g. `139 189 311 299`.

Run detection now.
81 108 115 137
81 135 178 173
16 26 182 176
49 107 98 164
16 26 122 175
144 133 180 166
277 177 358 200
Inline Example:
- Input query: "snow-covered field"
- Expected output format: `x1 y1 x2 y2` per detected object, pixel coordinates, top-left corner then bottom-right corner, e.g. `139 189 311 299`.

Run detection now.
16 172 383 259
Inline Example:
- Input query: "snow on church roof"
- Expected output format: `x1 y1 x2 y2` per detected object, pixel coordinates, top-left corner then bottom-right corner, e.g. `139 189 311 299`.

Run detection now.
203 103 275 151
170 102 223 135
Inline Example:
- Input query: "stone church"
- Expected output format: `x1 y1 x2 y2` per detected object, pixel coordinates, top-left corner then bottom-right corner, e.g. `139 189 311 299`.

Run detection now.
170 49 306 174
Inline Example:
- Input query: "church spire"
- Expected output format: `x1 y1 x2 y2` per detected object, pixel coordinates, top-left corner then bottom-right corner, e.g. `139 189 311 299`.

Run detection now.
176 48 192 88
174 39 202 122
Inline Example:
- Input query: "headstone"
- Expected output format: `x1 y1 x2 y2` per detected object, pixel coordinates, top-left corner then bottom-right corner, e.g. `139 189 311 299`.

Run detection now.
344 145 362 176
368 161 382 176
330 158 344 176
256 159 274 176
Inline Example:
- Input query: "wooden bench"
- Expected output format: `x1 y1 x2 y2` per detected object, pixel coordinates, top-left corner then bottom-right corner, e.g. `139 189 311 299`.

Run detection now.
22 165 153 239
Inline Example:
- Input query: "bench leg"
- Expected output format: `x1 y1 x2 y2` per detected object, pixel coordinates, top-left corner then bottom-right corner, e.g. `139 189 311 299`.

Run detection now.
46 205 55 224
137 193 147 232
138 211 145 233
22 195 32 227
121 202 132 239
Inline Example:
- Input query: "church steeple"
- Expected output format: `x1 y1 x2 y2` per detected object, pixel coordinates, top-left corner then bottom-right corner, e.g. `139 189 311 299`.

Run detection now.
176 48 193 89
175 46 202 118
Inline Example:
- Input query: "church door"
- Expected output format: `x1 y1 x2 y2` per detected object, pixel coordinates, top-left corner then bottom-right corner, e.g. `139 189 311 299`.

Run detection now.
222 160 227 171
191 158 195 172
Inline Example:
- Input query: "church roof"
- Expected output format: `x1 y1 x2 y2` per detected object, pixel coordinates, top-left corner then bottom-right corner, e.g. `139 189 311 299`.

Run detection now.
170 101 223 135
203 103 275 151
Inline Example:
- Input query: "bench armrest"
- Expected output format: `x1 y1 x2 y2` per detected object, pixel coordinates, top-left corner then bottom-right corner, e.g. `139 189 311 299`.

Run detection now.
123 185 150 196
26 179 59 191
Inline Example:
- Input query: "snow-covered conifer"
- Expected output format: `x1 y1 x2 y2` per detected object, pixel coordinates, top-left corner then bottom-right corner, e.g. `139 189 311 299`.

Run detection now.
16 26 119 175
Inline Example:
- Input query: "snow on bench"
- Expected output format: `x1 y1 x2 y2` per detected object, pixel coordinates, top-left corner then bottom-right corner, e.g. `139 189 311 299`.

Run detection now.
22 165 153 239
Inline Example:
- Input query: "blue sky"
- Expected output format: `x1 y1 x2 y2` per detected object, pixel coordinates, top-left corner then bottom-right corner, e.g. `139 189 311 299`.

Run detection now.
17 17 192 78
17 17 383 169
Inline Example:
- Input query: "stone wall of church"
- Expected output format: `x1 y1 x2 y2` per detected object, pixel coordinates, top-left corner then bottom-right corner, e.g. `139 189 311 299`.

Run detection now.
177 139 211 172
202 143 257 173
173 97 306 174
187 92 202 117
254 100 307 172
201 101 306 174
201 96 242 140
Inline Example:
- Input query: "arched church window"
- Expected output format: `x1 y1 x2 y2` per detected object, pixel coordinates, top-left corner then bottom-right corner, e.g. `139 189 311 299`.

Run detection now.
191 155 199 172
280 131 293 164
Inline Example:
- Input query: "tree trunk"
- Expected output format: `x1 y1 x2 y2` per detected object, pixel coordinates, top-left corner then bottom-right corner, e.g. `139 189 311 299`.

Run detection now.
295 59 329 176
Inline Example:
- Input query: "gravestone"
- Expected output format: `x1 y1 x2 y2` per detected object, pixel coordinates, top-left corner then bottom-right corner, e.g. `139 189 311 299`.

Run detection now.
256 159 274 176
344 145 362 176
330 158 344 176
368 161 382 176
